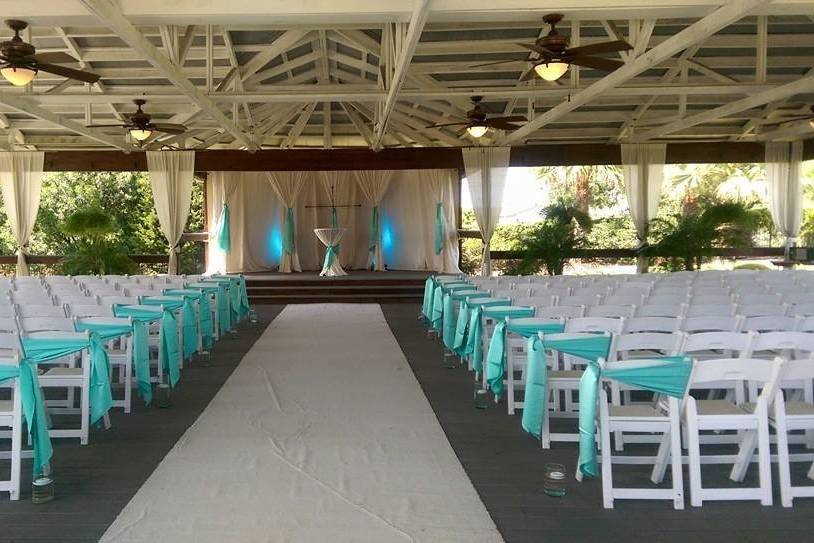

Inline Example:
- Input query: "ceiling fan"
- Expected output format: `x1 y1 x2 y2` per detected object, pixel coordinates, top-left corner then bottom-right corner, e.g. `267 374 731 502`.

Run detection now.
760 106 814 130
87 99 187 143
472 13 632 82
426 96 526 139
0 20 100 86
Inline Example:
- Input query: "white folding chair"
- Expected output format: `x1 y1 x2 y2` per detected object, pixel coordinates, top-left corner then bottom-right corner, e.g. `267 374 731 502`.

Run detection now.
74 316 134 413
587 305 636 318
636 303 687 318
604 294 645 306
683 357 785 507
14 305 65 318
0 334 23 500
741 315 797 332
503 317 565 415
738 303 789 318
682 315 744 333
685 304 737 318
535 305 585 319
559 294 602 308
646 294 688 306
624 316 682 334
736 293 783 306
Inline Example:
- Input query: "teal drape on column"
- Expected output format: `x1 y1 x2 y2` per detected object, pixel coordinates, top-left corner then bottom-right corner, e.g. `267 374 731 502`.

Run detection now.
434 202 445 255
578 356 692 479
369 206 379 255
0 362 52 476
215 203 231 252
284 206 296 256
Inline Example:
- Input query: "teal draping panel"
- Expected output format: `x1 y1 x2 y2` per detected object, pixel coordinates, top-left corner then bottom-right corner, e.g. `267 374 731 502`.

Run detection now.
541 332 613 364
0 362 52 476
74 318 151 405
451 289 487 302
507 319 565 338
434 202 445 255
577 356 693 479
522 337 547 438
486 320 507 396
483 305 535 321
21 333 113 424
330 207 339 229
431 285 444 331
113 305 180 387
141 295 196 359
323 245 339 276
442 293 456 350
369 206 379 253
215 203 231 252
165 288 213 348
422 277 435 319
283 207 296 255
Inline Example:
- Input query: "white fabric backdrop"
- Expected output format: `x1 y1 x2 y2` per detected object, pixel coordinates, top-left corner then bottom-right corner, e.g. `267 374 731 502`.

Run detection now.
462 147 511 276
0 151 44 275
206 169 460 273
147 151 195 274
621 143 666 273
266 171 308 272
765 141 804 249
355 170 393 271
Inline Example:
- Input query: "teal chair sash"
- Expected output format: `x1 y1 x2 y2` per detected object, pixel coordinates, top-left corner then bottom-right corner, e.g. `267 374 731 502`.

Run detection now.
74 317 152 405
542 332 613 364
421 277 435 320
507 318 565 338
22 332 113 425
141 295 197 360
442 293 456 350
459 298 510 370
0 361 52 476
165 288 214 348
577 355 693 479
434 202 445 255
522 337 548 438
187 282 230 335
451 289 487 302
430 285 444 331
113 304 180 387
441 282 472 293
212 275 250 319
483 305 535 321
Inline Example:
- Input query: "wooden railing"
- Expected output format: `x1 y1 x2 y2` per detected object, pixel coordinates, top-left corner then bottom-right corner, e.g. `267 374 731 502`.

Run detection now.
0 254 170 265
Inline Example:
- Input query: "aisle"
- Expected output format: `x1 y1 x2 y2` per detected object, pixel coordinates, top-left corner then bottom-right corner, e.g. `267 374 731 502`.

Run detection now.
100 304 502 543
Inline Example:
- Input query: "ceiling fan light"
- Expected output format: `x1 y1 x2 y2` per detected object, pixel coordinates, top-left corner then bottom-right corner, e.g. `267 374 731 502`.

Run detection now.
466 124 489 138
129 128 152 141
1 66 36 86
534 61 569 81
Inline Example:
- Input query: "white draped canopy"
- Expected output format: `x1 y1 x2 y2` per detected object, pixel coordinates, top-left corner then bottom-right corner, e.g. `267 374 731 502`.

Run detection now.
147 151 195 275
765 141 804 251
0 151 44 275
462 147 511 276
206 169 460 274
266 171 308 272
621 143 666 273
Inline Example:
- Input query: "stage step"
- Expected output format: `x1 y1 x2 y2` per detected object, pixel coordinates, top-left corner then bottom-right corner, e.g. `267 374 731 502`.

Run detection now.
246 275 427 304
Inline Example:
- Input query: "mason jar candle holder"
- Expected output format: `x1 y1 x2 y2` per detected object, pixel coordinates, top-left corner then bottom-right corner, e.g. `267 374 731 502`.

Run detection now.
156 383 172 409
248 308 258 325
31 476 54 504
543 463 567 497
474 385 489 410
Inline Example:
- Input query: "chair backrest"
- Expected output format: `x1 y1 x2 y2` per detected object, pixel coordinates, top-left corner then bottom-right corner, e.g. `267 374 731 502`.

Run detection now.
0 317 17 332
781 291 814 305
682 315 743 333
791 303 814 317
535 305 585 319
750 331 814 357
681 331 755 357
689 357 784 405
8 291 54 305
0 330 21 353
572 287 608 298
55 294 93 306
612 331 684 359
514 295 557 308
565 316 626 334
779 357 814 384
685 304 736 317
624 316 682 334
66 304 113 317
15 304 65 318
635 303 687 318
0 304 14 318
543 287 572 299
17 316 75 332
796 316 814 332
490 288 518 300
736 293 782 306
737 303 789 318
98 295 139 307
604 294 645 306
586 304 636 318
646 294 688 305
558 294 602 308
741 315 797 332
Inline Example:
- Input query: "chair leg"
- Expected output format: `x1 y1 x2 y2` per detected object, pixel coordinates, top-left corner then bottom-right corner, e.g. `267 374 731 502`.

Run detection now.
80 383 89 445
650 432 671 484
9 387 21 501
669 411 685 510
541 387 551 449
611 383 624 452
686 404 703 507
775 416 793 508
507 354 515 415
729 429 758 483
600 424 613 508
757 411 773 506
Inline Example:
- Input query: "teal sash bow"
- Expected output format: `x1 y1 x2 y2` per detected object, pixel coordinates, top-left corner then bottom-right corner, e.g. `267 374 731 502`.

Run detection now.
422 277 435 320
430 285 444 331
75 317 152 405
522 337 548 438
483 305 535 321
165 288 213 349
434 202 445 255
141 295 197 360
215 203 231 252
214 275 249 319
22 332 113 425
188 282 230 334
442 293 456 350
369 206 379 253
113 305 180 387
0 361 52 476
577 356 693 479
451 289 487 302
461 298 511 372
323 244 339 274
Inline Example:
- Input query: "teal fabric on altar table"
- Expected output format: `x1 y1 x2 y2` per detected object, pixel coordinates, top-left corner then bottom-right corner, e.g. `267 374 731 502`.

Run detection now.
0 361 52 476
214 203 231 252
165 288 213 348
434 202 445 255
74 318 152 405
483 305 534 321
22 332 113 425
113 305 180 387
140 296 197 360
577 356 693 479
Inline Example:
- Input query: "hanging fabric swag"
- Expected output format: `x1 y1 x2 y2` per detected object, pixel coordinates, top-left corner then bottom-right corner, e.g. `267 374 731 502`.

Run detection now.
354 170 393 271
765 141 804 254
621 143 666 273
0 151 44 276
267 171 309 272
147 151 195 275
462 147 510 276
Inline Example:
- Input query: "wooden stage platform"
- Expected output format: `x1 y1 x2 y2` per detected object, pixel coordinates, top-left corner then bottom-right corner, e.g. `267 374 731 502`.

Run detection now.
244 270 433 304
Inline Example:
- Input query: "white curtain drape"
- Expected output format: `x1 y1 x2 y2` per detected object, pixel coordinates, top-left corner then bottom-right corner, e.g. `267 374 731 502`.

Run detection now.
147 151 195 274
354 170 393 271
462 147 510 276
765 141 804 253
424 169 458 272
266 171 308 272
0 151 44 275
206 169 460 274
621 143 666 273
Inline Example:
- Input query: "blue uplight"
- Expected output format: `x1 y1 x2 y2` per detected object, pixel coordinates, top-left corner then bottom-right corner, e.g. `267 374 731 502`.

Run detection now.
268 225 283 264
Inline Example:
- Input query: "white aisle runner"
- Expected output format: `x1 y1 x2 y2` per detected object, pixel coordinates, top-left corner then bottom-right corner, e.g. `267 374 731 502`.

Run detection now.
101 304 503 543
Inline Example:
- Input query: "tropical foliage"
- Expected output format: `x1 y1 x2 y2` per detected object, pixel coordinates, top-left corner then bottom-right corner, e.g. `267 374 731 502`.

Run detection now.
513 200 593 275
60 207 136 275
